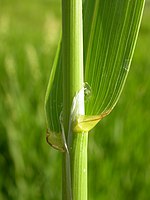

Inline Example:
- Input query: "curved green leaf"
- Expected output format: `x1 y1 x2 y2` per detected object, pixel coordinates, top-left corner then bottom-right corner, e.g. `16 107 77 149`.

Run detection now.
45 0 145 150
45 40 65 151
84 0 145 117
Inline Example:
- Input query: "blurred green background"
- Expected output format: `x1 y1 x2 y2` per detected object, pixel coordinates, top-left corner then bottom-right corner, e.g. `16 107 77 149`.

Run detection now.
0 0 149 199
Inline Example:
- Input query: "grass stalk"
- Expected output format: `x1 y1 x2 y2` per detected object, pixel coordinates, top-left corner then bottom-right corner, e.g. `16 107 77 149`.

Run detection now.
62 0 88 199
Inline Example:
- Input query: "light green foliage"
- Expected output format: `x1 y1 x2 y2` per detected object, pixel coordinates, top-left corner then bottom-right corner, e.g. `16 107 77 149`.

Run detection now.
84 0 145 115
45 0 145 151
0 0 150 199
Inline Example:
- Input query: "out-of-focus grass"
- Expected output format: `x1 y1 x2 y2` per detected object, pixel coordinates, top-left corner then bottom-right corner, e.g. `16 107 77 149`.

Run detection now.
0 0 62 199
0 0 149 200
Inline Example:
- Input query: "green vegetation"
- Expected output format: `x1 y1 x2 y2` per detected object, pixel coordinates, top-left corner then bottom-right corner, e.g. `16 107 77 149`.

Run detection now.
0 0 150 199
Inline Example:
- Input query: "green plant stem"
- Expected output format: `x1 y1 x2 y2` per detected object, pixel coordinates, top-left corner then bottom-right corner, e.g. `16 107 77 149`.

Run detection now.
62 0 88 199
71 133 88 200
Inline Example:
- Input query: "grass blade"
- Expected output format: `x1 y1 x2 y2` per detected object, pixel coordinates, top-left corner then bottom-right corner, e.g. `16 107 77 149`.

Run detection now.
45 0 145 142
